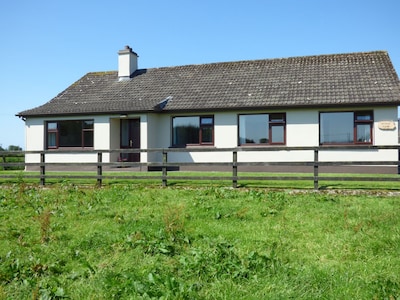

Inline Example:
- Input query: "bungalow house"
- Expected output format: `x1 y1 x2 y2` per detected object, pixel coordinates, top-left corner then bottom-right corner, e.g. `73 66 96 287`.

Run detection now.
17 46 400 171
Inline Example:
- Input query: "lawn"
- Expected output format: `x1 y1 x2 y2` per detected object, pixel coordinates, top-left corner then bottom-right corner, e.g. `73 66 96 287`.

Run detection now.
0 184 399 299
1 170 400 190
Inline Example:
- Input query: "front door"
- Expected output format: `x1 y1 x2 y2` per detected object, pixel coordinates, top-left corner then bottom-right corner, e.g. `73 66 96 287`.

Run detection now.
120 119 140 162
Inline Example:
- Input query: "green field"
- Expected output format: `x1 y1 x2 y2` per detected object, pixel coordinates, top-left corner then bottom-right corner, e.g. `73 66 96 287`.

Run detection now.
0 184 399 299
1 170 400 191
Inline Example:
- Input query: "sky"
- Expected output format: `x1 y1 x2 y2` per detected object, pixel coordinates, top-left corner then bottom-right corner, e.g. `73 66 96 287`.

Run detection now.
1 0 399 149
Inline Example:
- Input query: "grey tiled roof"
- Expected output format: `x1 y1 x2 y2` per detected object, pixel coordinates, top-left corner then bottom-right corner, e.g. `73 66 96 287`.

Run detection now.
17 51 400 117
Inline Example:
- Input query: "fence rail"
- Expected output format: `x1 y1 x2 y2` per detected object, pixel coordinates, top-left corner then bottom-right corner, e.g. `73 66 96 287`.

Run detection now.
1 146 400 190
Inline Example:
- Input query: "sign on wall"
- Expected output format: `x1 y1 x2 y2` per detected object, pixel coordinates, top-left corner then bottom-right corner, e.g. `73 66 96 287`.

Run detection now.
378 121 396 130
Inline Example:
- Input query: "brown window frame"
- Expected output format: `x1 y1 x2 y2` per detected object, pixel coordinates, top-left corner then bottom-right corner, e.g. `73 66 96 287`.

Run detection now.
238 113 286 146
354 111 373 144
319 111 373 145
172 115 214 147
45 120 94 149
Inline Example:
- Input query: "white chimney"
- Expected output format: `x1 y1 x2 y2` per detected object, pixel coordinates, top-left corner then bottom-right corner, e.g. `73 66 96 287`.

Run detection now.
118 45 138 80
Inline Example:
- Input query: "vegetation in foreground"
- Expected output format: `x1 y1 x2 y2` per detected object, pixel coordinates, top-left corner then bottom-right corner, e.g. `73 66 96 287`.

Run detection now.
1 170 400 191
0 184 399 299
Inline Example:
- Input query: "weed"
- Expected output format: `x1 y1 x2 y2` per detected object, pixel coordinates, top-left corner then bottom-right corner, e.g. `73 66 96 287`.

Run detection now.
0 185 399 299
235 207 249 219
0 285 5 300
163 204 187 240
36 209 52 243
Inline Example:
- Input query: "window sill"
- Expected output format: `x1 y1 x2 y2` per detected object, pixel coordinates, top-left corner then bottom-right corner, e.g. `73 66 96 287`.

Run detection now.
47 147 94 151
170 145 216 149
319 143 373 147
239 144 286 147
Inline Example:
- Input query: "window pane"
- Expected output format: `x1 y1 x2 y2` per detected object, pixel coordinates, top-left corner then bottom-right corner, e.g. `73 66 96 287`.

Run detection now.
47 132 57 147
239 114 269 144
320 112 353 143
47 120 94 148
356 112 372 121
271 125 284 143
270 114 285 122
201 117 213 125
121 119 130 147
173 116 199 145
356 124 371 142
201 127 213 143
83 131 94 147
59 121 82 147
47 122 57 130
83 120 94 129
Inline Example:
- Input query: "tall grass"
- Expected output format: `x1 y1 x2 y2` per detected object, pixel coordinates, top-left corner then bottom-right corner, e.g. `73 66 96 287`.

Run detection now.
0 184 399 299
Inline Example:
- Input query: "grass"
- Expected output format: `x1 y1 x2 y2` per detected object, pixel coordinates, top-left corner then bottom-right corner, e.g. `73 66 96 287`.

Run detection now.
0 183 399 299
0 155 24 171
1 170 400 190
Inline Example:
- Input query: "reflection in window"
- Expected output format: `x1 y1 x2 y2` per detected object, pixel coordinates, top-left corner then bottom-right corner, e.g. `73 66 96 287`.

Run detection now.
46 120 94 149
47 122 58 148
172 116 214 146
320 112 353 143
320 111 373 144
271 125 284 143
239 113 286 145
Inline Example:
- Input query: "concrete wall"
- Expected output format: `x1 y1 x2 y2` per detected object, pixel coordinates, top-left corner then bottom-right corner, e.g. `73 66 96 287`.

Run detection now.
374 107 398 145
25 115 111 164
24 106 399 166
164 107 399 163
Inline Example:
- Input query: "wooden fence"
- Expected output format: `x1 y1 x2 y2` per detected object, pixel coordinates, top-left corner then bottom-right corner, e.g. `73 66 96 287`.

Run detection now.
1 146 400 190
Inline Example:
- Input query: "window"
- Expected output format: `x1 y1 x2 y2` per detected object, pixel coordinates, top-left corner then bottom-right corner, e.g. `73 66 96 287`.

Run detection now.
320 111 373 145
238 113 286 145
46 120 94 149
47 122 58 148
172 116 214 146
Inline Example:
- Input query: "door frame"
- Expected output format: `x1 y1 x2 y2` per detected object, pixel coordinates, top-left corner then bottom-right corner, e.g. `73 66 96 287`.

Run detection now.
120 118 140 162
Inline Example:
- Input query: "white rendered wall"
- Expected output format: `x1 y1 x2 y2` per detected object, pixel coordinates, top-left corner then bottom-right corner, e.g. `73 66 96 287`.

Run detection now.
319 107 399 162
166 107 399 164
167 110 318 163
286 110 319 147
373 107 398 145
109 118 120 162
146 114 169 162
25 118 44 150
214 112 237 148
94 115 110 162
140 115 148 163
23 106 399 165
25 115 112 164
25 118 45 164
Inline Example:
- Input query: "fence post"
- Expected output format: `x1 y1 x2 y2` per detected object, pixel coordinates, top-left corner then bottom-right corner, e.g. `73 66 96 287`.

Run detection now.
97 152 102 187
314 148 319 190
40 152 45 186
1 155 5 171
232 150 238 188
162 150 168 187
398 148 400 175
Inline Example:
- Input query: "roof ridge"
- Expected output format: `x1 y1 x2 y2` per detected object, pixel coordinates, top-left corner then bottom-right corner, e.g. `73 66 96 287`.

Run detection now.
86 71 117 76
82 51 389 75
129 50 389 72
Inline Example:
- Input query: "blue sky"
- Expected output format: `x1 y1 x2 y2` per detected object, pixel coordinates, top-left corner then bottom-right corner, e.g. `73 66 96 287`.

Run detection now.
1 0 399 148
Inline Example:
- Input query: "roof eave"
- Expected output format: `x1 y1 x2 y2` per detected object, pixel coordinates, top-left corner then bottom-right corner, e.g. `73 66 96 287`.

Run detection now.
17 101 400 119
153 102 400 114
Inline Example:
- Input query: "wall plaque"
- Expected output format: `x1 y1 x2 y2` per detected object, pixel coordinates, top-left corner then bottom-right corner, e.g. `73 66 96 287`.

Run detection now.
378 121 396 130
